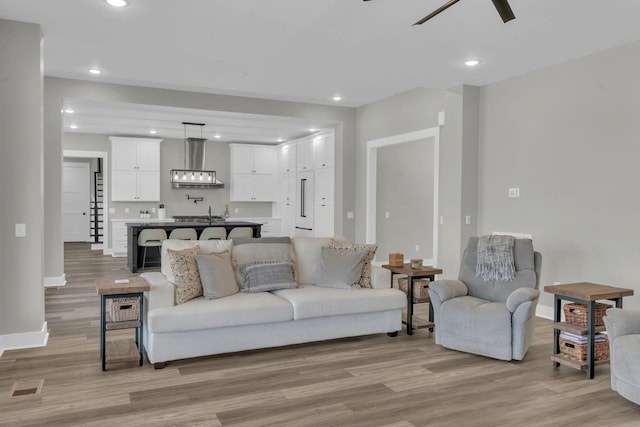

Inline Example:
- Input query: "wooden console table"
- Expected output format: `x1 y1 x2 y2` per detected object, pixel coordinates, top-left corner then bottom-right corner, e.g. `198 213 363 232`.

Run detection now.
544 282 634 379
382 264 442 335
96 277 150 371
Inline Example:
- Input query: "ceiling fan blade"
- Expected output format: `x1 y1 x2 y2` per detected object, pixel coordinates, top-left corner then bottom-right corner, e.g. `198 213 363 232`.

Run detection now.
490 0 515 23
413 0 462 26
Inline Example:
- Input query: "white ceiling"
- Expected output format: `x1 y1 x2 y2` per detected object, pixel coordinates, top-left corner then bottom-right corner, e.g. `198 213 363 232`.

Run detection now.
3 0 640 141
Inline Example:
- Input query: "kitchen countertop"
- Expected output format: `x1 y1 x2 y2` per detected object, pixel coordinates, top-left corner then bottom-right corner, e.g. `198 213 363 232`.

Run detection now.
124 220 259 227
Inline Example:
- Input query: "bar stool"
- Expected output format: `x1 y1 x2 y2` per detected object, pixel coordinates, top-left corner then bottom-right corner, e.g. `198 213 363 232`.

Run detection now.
137 229 167 271
228 227 253 239
169 228 197 240
199 227 227 240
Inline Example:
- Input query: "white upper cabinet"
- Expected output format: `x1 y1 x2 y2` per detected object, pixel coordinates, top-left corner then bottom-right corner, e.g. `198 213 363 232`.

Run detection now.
296 137 314 172
232 144 276 174
313 132 335 169
230 144 277 202
110 137 162 202
278 142 297 174
314 168 334 205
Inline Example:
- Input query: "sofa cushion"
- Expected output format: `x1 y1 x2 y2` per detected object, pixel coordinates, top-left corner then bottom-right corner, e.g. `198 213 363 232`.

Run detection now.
316 246 368 289
232 237 295 290
195 251 239 300
239 261 297 293
612 335 640 390
272 285 406 320
291 237 343 285
439 296 512 346
147 292 294 333
167 246 202 304
161 239 232 283
329 239 378 288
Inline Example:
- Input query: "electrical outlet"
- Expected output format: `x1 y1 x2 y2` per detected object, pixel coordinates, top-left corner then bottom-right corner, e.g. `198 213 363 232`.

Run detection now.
108 208 115 214
439 216 444 225
346 211 354 219
508 188 520 198
234 208 239 214
385 211 390 219
415 245 420 252
15 223 26 237
151 207 156 213
125 208 130 214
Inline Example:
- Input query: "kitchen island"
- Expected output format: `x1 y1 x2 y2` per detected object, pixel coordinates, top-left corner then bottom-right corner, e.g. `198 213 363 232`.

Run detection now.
127 221 261 272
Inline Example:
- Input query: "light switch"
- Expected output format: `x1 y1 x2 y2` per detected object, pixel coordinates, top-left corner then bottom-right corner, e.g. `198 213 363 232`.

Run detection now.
15 223 26 237
346 211 354 219
439 216 444 225
385 211 390 219
108 208 116 214
508 188 520 198
465 215 471 225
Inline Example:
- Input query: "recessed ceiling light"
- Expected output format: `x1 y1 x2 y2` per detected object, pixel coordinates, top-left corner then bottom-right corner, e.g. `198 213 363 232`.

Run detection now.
69 124 78 129
332 95 342 102
149 129 157 134
309 128 317 132
64 108 74 114
277 138 285 143
105 0 129 7
464 59 481 67
88 68 102 75
214 134 221 139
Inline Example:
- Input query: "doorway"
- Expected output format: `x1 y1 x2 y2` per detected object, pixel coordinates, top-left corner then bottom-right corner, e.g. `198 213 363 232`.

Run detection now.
366 122 441 266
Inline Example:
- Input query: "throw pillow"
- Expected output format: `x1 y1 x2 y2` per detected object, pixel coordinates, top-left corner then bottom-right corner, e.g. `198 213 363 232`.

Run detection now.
232 237 296 291
167 246 202 304
195 250 239 300
316 246 368 290
238 261 297 293
161 239 231 283
329 239 378 288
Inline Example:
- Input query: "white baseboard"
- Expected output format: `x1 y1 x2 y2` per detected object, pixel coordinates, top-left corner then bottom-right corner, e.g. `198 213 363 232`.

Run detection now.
536 304 554 320
91 243 104 250
44 274 66 288
0 321 49 358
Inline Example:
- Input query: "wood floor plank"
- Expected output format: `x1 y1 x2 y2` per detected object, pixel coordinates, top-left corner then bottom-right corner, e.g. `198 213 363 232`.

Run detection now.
0 242 638 427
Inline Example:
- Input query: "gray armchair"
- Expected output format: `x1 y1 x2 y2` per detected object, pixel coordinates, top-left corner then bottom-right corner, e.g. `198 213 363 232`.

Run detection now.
428 237 542 361
603 308 640 405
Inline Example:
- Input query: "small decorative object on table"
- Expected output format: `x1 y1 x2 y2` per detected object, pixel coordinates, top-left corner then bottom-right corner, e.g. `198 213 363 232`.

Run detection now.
410 258 423 269
388 252 404 267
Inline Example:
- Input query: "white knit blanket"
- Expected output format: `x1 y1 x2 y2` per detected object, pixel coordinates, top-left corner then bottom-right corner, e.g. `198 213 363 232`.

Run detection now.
476 235 516 282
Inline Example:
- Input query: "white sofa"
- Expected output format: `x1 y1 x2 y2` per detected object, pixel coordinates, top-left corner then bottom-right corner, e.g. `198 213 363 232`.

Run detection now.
140 237 406 367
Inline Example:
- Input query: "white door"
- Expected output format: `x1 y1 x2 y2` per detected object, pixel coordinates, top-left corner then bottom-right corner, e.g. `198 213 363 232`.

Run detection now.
63 161 91 242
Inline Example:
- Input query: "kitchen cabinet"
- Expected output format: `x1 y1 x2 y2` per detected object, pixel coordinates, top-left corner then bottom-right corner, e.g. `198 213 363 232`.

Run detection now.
231 144 276 175
111 137 162 202
296 137 314 172
313 132 335 169
280 202 296 237
279 173 296 202
314 168 334 205
230 144 276 202
278 143 297 174
111 219 129 257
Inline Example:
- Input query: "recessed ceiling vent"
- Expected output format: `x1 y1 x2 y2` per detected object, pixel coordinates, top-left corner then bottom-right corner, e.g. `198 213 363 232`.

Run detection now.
170 122 224 189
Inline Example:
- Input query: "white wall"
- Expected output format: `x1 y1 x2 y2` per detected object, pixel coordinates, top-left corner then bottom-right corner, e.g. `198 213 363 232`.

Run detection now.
479 40 640 311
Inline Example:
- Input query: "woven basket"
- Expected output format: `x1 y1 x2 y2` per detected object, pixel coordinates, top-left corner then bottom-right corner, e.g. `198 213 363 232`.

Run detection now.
559 337 609 362
398 278 430 300
563 302 611 327
106 297 139 322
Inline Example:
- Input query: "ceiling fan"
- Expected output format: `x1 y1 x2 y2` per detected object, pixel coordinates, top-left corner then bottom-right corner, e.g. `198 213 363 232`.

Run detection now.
363 0 515 26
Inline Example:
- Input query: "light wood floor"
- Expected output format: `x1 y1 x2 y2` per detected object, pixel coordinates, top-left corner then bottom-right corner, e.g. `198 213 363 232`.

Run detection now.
0 243 638 426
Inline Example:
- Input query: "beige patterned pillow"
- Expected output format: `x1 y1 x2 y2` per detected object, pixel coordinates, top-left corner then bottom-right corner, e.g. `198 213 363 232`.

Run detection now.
167 246 202 304
329 239 378 288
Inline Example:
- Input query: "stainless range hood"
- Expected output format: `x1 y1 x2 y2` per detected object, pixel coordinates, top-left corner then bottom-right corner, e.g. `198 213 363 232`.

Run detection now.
170 123 224 189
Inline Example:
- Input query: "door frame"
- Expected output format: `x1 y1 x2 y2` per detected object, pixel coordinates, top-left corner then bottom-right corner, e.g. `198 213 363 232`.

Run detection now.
63 150 109 252
365 113 444 266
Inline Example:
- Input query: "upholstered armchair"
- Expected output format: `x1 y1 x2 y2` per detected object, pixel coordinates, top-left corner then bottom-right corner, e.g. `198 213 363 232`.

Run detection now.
603 308 640 405
428 237 542 361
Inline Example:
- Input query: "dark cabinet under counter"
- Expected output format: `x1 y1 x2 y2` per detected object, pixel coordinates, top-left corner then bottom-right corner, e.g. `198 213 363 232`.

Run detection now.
126 221 261 273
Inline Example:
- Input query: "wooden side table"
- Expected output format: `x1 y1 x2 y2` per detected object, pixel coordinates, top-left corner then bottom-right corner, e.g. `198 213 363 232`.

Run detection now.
544 282 634 379
96 277 150 371
382 264 443 335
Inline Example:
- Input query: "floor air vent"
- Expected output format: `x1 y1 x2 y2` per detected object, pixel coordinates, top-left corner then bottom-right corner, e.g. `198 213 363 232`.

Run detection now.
8 380 43 399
